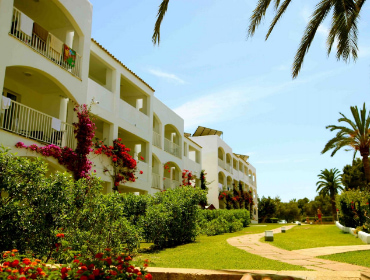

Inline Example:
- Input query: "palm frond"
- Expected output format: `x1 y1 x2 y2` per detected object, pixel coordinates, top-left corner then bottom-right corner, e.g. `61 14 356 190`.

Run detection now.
152 0 170 45
248 0 273 38
266 0 292 40
292 0 332 78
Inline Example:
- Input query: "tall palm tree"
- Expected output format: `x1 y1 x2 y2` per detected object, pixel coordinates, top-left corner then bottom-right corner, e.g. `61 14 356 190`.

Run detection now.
322 103 370 187
316 168 343 222
152 0 366 78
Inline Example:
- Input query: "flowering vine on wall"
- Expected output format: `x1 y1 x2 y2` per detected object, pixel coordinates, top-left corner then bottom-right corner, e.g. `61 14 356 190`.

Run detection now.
94 139 142 191
16 104 95 180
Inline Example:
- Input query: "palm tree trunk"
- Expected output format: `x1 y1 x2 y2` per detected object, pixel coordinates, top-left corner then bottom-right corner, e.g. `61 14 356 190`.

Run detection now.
361 154 370 188
330 195 337 223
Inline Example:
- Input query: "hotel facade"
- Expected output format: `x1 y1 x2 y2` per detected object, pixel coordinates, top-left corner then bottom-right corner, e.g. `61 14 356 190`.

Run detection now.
0 0 257 221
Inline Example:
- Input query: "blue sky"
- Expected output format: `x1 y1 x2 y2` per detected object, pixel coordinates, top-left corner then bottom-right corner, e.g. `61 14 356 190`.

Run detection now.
89 0 370 202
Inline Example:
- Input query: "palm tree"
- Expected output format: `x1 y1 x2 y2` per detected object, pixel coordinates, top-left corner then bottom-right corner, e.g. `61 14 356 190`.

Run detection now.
322 103 370 187
316 168 343 222
152 0 365 78
247 0 364 78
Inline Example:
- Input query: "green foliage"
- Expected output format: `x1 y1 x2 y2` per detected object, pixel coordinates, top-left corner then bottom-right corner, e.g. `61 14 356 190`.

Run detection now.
336 189 370 232
342 158 368 190
142 187 207 248
0 147 141 262
275 199 301 223
198 209 250 236
322 103 370 187
258 196 277 223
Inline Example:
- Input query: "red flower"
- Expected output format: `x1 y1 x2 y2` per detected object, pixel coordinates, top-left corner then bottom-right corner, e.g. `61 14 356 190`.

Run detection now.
95 253 103 259
93 269 100 276
80 276 88 280
145 274 153 280
117 138 122 141
140 156 144 160
140 170 143 174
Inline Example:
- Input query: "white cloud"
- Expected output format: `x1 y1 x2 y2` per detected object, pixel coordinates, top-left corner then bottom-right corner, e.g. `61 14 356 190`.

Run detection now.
148 69 185 84
174 68 340 132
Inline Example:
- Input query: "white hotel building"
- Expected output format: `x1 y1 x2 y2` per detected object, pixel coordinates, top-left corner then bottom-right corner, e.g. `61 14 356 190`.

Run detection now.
0 0 257 220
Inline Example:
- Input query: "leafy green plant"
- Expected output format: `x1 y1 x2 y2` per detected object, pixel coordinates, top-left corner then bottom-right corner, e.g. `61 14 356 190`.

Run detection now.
336 189 370 232
143 187 207 248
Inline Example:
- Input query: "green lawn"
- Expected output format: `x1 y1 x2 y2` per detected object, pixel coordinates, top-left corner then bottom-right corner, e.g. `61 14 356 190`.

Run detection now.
260 225 365 250
133 224 308 271
318 250 370 268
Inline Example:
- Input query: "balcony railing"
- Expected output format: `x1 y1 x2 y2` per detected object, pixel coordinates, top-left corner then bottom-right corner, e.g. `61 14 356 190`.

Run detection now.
10 8 82 79
164 138 181 158
226 163 232 173
163 178 182 190
0 99 76 149
218 158 225 169
152 131 161 148
151 173 161 190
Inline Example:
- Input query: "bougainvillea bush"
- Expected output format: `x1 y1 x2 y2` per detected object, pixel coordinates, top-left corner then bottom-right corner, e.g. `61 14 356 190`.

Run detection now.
336 189 370 233
0 249 152 280
15 104 96 180
94 139 138 191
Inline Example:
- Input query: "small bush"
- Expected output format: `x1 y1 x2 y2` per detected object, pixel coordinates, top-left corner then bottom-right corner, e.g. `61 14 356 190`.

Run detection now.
198 209 250 236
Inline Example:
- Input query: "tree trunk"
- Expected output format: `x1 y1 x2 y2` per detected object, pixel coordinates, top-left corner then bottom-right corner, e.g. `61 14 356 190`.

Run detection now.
330 194 337 223
361 154 370 188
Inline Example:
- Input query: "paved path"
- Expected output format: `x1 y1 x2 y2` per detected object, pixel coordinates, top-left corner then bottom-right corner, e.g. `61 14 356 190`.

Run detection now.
227 225 370 274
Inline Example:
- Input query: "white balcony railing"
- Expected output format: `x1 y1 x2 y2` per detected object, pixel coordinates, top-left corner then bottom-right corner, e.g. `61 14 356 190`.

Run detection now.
164 138 181 158
10 8 82 78
226 163 232 173
163 178 172 190
218 158 225 169
151 173 161 190
0 99 76 149
152 131 161 148
163 178 182 190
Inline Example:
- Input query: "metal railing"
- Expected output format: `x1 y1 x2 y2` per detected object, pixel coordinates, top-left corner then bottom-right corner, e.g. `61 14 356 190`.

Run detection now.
151 173 161 190
152 131 161 148
164 138 181 158
10 8 82 78
0 99 76 149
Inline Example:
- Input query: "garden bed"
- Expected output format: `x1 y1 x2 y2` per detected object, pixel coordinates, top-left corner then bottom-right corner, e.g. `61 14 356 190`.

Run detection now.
335 221 370 244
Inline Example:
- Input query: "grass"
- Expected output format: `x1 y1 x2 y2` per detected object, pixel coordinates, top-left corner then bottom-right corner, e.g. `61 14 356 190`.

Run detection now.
260 224 365 250
318 250 370 268
133 224 308 271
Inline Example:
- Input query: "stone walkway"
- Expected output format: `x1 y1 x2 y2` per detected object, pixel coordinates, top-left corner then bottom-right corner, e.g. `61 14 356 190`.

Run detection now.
227 225 370 273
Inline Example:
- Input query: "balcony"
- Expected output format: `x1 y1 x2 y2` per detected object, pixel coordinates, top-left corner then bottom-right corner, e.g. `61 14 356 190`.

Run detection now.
218 158 225 169
151 173 161 190
0 99 76 149
152 131 161 148
163 179 182 190
164 138 181 158
10 8 82 79
226 163 232 173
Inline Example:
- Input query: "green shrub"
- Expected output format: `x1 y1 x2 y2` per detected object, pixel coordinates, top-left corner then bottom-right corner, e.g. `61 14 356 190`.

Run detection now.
336 189 370 232
198 209 250 236
0 147 141 262
142 187 207 248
